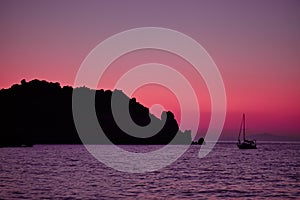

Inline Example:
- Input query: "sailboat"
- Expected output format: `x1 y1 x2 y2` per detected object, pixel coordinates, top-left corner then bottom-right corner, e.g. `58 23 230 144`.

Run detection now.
237 113 257 149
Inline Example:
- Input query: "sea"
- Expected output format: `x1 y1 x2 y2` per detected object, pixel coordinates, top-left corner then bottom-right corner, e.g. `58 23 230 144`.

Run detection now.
1 142 299 199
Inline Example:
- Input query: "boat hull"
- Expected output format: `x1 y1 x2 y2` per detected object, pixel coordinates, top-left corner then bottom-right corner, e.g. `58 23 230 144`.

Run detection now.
237 142 256 149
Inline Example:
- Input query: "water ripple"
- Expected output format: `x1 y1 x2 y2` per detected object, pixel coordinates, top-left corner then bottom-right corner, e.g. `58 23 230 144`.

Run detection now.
0 143 299 199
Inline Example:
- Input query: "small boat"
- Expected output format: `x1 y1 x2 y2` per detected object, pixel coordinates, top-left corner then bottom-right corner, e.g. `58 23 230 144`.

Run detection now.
237 113 256 149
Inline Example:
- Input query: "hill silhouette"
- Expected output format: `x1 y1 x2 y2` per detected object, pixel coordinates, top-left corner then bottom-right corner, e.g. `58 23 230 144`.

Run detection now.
0 79 192 146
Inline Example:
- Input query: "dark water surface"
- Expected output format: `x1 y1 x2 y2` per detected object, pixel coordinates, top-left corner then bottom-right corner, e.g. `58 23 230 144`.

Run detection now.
1 143 299 199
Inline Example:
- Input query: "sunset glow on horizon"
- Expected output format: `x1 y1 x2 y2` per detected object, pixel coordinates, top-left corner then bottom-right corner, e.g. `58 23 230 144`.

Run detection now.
1 0 299 138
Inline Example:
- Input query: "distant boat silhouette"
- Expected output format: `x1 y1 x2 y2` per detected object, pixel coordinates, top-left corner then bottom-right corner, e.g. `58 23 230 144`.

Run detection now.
237 113 256 149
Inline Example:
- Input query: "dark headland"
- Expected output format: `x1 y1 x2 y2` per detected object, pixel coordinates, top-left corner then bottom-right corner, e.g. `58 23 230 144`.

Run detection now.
0 79 195 146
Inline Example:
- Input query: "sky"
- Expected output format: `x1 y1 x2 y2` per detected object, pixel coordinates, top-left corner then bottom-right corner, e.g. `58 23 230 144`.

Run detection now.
1 0 299 138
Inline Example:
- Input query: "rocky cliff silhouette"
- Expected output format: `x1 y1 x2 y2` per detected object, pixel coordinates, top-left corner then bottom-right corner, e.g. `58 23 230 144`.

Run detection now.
0 79 192 146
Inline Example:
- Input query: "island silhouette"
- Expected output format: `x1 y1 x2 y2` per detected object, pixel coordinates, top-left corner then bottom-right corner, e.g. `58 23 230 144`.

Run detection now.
0 79 201 146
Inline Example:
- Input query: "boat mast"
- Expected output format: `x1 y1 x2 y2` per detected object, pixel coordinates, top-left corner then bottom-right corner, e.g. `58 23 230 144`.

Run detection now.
238 114 243 142
243 113 246 141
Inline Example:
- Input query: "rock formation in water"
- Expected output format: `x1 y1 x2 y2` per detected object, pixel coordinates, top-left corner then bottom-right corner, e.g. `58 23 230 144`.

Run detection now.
0 79 192 146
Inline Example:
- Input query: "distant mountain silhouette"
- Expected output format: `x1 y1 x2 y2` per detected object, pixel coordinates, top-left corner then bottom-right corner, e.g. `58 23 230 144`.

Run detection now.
247 133 300 141
0 79 192 146
218 132 300 142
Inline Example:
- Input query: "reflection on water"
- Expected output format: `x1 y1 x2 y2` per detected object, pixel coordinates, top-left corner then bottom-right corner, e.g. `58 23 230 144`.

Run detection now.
0 143 299 199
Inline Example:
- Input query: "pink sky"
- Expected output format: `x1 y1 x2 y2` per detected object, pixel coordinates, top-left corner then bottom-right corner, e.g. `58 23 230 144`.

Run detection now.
1 0 299 138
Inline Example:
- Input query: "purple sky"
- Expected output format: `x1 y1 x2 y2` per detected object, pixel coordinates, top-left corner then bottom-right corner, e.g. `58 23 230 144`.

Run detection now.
1 0 299 137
